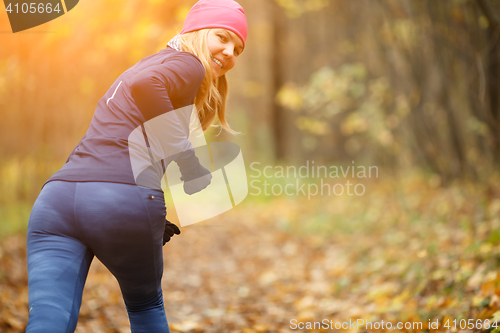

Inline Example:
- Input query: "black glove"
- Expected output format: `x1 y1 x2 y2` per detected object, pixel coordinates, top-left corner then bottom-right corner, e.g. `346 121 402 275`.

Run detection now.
181 165 212 195
175 149 212 195
163 218 181 245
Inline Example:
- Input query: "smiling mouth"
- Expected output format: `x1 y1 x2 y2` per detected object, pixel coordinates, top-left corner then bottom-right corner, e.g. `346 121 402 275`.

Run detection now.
212 57 223 68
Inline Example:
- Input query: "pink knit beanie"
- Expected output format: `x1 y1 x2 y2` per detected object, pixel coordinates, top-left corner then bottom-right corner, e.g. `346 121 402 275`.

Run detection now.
181 0 248 49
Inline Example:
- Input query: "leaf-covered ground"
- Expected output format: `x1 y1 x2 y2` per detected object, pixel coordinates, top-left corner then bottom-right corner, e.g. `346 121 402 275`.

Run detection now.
1 173 500 332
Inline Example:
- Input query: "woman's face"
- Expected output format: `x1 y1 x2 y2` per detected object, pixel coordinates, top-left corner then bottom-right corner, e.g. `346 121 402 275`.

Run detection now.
207 28 244 78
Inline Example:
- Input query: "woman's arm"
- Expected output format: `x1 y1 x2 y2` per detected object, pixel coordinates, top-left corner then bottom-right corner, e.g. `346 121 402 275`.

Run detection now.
129 53 204 120
128 53 210 193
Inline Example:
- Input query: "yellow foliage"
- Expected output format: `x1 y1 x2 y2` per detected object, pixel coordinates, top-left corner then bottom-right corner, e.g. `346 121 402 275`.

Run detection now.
296 116 328 135
276 82 303 111
276 0 328 18
394 19 418 47
479 15 490 29
341 113 368 135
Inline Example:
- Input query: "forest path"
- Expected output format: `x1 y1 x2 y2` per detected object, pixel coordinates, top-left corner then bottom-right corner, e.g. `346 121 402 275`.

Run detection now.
1 177 499 332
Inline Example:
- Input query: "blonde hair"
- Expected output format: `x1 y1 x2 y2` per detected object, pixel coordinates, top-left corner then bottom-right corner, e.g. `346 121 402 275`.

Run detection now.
177 29 236 134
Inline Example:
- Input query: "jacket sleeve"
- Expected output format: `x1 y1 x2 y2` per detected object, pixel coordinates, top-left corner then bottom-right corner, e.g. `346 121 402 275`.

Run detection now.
129 53 205 120
129 53 207 179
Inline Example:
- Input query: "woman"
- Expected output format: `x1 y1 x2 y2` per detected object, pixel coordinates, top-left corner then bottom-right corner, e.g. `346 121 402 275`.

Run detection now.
25 0 247 332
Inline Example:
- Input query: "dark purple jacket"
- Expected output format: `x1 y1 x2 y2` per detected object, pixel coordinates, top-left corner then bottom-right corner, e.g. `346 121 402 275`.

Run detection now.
46 47 205 188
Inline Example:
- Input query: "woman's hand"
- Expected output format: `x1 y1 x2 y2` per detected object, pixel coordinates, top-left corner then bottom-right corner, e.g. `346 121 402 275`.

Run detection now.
179 162 212 195
163 219 181 245
182 171 212 195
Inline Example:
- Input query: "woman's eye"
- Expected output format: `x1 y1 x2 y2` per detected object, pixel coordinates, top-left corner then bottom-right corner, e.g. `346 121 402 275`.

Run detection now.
217 34 226 41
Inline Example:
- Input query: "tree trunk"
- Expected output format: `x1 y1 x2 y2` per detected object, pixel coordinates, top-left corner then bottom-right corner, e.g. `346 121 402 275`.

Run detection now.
271 0 286 161
477 0 500 163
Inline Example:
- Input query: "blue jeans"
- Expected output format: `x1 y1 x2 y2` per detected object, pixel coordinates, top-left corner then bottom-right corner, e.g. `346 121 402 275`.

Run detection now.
26 181 170 333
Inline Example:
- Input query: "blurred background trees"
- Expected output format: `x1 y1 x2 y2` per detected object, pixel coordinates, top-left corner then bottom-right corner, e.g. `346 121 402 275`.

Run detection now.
267 0 500 183
0 0 499 206
2 1 500 329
